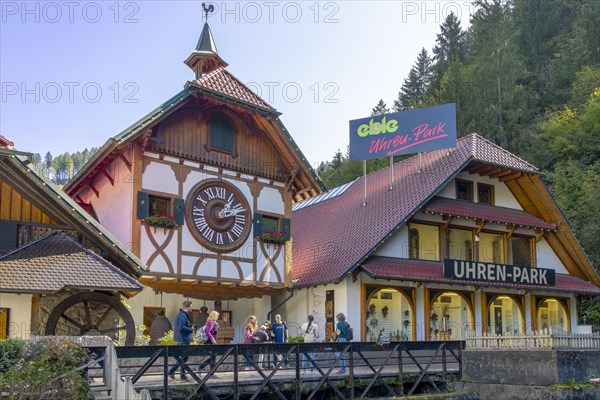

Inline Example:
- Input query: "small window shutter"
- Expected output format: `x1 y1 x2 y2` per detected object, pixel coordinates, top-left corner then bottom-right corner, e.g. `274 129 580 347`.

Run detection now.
253 213 263 237
173 198 185 225
137 191 149 219
281 218 291 240
0 220 18 252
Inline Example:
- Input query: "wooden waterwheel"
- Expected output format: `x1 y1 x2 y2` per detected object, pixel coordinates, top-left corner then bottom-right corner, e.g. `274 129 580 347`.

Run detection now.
45 292 136 345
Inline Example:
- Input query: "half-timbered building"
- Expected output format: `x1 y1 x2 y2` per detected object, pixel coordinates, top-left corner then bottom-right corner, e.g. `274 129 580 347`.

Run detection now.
63 23 324 341
282 133 600 341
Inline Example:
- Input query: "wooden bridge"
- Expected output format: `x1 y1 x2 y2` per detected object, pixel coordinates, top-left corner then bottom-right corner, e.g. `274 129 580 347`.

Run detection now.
86 340 464 399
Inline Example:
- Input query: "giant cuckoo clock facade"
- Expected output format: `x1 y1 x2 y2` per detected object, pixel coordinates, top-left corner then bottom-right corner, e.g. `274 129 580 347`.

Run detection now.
65 22 324 302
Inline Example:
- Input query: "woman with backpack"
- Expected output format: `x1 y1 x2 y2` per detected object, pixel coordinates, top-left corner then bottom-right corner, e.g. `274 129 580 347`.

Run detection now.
195 311 219 375
335 312 351 374
301 315 319 372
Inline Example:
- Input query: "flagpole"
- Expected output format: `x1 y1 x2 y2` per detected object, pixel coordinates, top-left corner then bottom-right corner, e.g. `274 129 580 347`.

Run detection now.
389 156 393 190
363 160 367 206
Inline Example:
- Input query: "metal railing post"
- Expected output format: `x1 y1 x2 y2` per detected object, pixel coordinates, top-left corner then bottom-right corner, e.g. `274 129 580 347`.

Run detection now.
163 347 168 400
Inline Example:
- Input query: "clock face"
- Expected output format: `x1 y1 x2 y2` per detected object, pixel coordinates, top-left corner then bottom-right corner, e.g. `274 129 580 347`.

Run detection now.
185 180 251 252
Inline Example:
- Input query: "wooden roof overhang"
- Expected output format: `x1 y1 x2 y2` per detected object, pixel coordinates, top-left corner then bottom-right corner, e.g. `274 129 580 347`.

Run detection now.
139 275 286 301
65 87 324 203
465 161 599 287
0 150 146 280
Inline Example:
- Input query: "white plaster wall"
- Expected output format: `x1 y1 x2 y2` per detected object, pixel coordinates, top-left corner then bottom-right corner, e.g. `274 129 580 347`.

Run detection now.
181 255 218 277
373 225 409 258
79 157 133 248
127 288 271 343
140 228 179 274
0 293 33 339
257 244 285 284
437 173 523 210
537 238 570 273
142 162 179 195
257 186 284 216
281 281 353 341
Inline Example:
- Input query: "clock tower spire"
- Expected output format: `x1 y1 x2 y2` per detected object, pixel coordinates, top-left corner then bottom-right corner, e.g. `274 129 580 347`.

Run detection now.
184 4 228 79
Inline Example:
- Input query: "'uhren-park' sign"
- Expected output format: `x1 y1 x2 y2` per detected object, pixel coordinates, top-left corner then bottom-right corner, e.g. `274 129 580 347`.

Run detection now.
444 259 556 286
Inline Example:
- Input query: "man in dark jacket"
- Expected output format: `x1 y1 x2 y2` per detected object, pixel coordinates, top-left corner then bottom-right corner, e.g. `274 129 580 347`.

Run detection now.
168 300 195 380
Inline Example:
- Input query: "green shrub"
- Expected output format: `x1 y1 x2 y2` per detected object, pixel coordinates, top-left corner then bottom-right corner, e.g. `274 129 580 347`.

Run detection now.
0 337 91 399
288 336 304 343
0 338 25 373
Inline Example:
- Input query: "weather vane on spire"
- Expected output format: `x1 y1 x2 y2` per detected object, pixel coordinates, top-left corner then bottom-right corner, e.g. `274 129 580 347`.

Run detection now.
202 3 215 23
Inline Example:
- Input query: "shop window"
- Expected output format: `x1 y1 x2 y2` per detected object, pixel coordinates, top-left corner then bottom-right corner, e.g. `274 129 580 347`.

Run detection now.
478 183 494 205
478 232 504 264
537 299 568 333
488 296 523 335
446 228 473 261
409 223 440 261
508 236 533 267
0 308 8 339
430 292 471 340
366 288 413 341
210 114 234 153
456 180 472 202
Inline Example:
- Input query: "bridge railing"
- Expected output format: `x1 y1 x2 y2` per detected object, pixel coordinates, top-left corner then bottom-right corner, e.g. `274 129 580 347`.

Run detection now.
113 340 464 400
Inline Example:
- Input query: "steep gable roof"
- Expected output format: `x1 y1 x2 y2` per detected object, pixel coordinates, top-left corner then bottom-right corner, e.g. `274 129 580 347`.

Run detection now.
291 133 599 288
66 73 324 198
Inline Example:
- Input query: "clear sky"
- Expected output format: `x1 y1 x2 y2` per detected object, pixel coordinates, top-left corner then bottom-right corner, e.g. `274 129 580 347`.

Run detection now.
1 1 472 167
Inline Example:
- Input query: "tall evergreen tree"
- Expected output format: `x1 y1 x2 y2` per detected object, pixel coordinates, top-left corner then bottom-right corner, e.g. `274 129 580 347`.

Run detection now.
394 48 433 111
431 12 465 87
371 99 390 116
44 152 53 179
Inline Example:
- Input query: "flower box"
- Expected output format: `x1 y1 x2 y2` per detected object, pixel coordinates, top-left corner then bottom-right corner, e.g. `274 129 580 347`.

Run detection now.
144 214 178 230
258 230 287 244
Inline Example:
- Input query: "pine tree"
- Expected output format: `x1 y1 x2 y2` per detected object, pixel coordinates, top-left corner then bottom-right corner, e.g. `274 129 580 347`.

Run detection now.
44 152 53 179
431 12 465 87
371 99 390 116
394 48 433 111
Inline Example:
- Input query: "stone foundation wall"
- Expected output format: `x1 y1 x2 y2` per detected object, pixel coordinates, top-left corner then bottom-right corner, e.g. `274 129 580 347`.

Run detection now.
463 350 600 385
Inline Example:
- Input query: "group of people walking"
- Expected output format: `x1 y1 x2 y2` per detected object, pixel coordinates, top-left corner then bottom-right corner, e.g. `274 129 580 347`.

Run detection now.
167 300 351 380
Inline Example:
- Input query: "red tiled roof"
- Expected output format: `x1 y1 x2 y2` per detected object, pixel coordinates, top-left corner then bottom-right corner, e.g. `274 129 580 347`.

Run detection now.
191 67 276 113
0 134 14 148
423 196 556 231
291 134 544 287
362 256 600 295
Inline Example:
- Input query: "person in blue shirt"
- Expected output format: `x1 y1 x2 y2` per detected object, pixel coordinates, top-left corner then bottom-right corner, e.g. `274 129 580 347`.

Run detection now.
168 301 195 381
271 314 289 368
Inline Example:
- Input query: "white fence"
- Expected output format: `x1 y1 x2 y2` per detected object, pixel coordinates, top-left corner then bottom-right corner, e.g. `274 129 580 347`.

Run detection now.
466 329 600 350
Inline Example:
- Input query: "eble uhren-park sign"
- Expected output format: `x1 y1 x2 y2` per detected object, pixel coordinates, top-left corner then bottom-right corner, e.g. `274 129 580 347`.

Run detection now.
349 103 457 161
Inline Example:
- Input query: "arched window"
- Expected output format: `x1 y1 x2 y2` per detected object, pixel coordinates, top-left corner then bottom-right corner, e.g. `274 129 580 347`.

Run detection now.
210 114 234 153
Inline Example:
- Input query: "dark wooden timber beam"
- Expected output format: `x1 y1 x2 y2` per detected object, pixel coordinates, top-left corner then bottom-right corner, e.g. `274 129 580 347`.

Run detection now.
102 169 115 186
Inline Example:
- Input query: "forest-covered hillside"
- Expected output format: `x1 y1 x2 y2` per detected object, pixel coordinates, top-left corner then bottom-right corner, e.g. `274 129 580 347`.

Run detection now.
316 0 599 326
